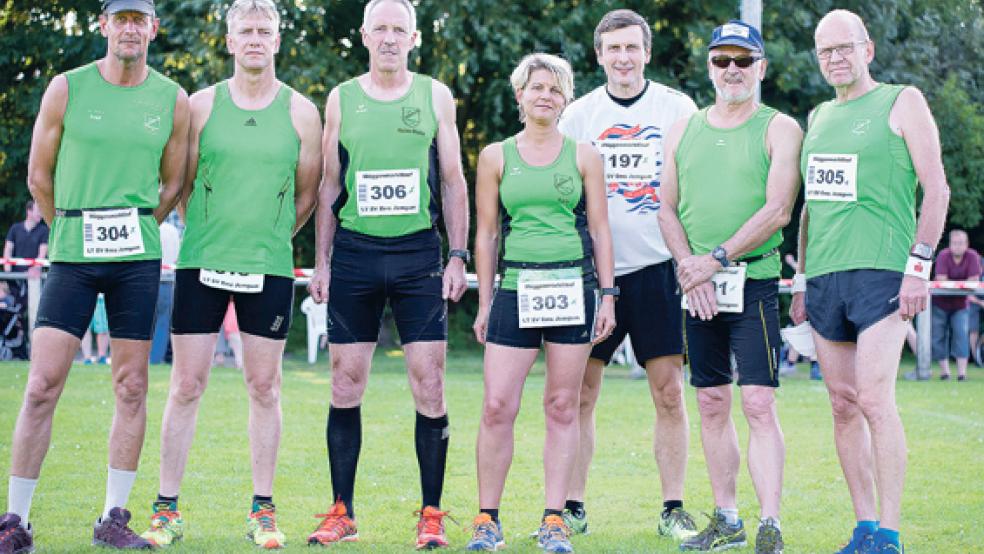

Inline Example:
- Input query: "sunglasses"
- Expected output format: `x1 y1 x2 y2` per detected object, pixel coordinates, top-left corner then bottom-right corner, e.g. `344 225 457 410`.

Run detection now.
710 55 761 69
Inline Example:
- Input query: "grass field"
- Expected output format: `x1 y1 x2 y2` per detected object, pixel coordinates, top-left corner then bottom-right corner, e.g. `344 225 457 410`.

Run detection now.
1 354 982 553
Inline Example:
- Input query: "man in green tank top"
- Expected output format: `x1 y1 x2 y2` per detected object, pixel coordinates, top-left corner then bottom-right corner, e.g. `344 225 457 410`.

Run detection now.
305 0 469 549
135 1 323 549
658 20 802 554
790 10 950 554
1 1 189 551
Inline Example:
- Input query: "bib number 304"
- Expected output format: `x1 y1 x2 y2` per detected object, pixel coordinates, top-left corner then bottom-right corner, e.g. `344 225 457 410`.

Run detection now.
517 268 585 328
82 208 144 258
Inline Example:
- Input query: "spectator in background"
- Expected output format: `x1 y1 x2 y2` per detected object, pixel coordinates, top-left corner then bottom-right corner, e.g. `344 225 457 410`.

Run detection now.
931 229 981 380
150 216 180 364
81 294 111 365
969 288 983 367
3 199 48 310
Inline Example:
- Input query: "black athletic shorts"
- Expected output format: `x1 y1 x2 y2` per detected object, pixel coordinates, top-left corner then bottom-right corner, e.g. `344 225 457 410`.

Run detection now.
590 262 683 365
171 269 294 340
806 269 902 343
327 233 447 344
685 278 780 388
485 287 598 349
36 260 160 340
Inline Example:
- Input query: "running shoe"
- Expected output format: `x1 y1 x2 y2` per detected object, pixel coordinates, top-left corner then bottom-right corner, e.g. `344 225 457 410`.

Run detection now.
245 502 286 549
835 527 875 554
659 507 698 540
141 502 184 547
465 513 504 552
755 519 783 554
679 510 746 551
861 538 904 553
414 506 450 550
0 513 33 554
528 508 587 537
93 507 153 549
307 500 358 545
537 515 573 553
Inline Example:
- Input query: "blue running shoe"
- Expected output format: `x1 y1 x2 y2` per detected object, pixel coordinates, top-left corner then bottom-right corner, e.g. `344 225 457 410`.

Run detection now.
835 526 874 554
537 515 573 553
465 514 504 551
860 538 904 553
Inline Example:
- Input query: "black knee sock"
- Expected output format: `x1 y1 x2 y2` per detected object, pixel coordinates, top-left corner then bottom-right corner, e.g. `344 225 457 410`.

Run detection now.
564 500 584 515
662 499 683 517
480 508 499 522
543 509 564 520
327 405 362 518
155 494 178 510
252 495 273 512
415 411 450 508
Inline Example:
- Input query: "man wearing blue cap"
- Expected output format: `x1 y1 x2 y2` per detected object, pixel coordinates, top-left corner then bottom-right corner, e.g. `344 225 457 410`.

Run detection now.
659 19 801 553
0 0 188 550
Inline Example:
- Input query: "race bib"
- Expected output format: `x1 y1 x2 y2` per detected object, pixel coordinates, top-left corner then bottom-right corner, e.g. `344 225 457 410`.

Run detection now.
805 153 858 202
356 169 420 216
596 139 658 184
517 267 585 328
199 269 264 293
681 265 746 313
82 208 144 258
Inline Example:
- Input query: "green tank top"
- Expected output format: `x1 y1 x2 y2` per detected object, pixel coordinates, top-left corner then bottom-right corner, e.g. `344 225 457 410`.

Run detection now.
499 136 591 290
49 62 178 262
675 105 781 280
178 81 299 278
333 74 440 239
801 84 915 278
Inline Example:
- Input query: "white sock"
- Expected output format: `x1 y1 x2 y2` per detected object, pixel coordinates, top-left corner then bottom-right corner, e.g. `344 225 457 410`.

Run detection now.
8 476 38 527
718 507 740 526
760 517 781 531
102 467 137 521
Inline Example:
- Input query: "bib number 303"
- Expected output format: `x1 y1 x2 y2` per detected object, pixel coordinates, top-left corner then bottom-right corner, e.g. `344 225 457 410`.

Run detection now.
356 169 420 216
82 208 144 258
681 265 746 314
517 268 585 328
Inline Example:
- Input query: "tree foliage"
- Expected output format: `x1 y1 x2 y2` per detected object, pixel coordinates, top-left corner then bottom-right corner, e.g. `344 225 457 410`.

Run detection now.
1 0 982 262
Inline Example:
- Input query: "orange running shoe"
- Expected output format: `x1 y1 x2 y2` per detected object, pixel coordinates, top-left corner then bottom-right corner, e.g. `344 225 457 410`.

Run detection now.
308 500 358 546
414 506 451 550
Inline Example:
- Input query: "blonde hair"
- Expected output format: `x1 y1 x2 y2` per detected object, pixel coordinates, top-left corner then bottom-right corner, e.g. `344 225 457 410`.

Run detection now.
510 53 575 122
226 0 280 33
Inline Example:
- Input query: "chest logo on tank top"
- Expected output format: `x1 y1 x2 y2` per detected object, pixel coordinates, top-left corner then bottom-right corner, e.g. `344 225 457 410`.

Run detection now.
144 114 161 133
554 174 575 196
245 117 258 127
852 119 870 135
402 107 421 128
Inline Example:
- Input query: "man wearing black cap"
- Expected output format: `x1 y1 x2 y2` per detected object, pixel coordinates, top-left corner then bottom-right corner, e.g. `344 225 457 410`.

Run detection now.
658 19 801 553
0 0 188 550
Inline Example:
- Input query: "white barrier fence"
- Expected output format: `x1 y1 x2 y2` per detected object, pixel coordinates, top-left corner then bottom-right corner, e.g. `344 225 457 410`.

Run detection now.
3 257 981 374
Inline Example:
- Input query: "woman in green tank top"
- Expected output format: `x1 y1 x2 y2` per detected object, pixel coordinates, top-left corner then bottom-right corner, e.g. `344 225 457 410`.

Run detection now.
465 54 616 550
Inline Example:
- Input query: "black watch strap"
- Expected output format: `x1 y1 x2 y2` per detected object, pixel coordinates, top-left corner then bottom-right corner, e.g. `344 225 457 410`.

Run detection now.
600 286 620 299
448 249 471 263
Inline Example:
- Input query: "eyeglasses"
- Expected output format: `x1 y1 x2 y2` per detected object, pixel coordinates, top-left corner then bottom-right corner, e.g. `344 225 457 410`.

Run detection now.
815 41 867 60
709 55 761 69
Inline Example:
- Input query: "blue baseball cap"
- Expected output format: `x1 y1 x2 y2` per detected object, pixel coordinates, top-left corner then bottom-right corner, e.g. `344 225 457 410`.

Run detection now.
102 0 155 15
709 20 765 54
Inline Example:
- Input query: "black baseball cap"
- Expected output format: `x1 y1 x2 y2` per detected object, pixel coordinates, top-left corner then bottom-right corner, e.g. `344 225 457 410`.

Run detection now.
102 0 155 15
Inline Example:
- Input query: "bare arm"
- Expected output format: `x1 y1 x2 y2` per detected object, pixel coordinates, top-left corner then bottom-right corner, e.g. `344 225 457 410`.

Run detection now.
155 87 190 223
306 87 343 303
3 242 12 272
433 81 469 301
578 143 613 290
27 74 68 226
178 87 214 222
290 91 324 235
473 144 502 310
656 117 694 263
719 114 801 259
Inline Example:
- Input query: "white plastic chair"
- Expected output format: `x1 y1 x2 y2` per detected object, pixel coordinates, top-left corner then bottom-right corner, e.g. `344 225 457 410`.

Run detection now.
300 296 328 364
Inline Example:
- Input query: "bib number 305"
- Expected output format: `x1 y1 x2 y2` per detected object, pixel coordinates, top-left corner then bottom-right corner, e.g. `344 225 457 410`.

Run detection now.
82 208 144 258
517 268 585 328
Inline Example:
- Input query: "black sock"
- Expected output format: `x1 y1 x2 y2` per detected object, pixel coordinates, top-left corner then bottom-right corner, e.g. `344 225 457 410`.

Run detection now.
252 495 273 511
564 500 584 515
663 500 683 516
415 411 449 509
543 509 563 520
155 494 178 510
480 508 499 522
327 405 362 518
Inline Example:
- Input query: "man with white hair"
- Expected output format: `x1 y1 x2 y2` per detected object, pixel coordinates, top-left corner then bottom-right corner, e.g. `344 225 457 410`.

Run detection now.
791 9 950 553
139 0 322 548
305 0 470 548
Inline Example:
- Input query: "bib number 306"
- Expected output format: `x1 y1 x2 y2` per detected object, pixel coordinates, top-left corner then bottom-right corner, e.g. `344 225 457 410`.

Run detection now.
517 268 585 328
356 169 420 216
82 208 144 258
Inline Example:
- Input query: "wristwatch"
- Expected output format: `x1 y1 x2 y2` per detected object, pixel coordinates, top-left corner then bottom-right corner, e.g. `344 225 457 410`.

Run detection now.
910 242 933 260
600 287 620 300
711 246 730 268
448 249 471 263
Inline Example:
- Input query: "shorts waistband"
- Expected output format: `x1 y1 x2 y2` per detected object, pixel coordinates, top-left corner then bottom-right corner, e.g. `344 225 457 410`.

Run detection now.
56 207 155 217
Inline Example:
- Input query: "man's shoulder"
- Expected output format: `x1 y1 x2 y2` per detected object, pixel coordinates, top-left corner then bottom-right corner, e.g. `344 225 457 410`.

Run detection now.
565 86 608 115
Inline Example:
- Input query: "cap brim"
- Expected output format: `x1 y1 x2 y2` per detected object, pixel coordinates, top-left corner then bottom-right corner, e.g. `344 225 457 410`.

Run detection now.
105 0 154 15
708 38 762 53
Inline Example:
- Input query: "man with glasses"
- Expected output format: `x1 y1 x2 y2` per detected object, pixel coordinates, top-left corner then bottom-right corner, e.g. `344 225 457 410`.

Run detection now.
0 0 188 550
658 19 801 554
791 9 950 553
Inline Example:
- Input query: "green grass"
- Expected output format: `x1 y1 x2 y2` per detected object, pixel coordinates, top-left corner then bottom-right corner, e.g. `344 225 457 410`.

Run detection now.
1 354 983 553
